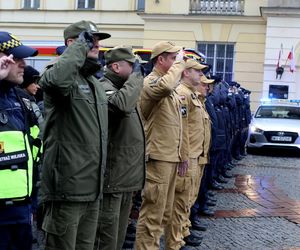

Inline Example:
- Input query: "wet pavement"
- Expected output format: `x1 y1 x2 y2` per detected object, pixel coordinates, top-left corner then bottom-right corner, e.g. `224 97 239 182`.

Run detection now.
187 151 300 250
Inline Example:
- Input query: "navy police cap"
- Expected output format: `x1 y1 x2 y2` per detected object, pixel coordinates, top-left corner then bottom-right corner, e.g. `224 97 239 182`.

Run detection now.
0 31 38 59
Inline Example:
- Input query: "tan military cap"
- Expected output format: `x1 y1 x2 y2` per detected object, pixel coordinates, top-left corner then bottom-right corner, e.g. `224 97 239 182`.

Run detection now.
150 41 181 60
201 75 215 84
185 59 208 70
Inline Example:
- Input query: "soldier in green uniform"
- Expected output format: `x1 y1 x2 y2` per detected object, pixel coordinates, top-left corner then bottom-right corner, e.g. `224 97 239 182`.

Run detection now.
94 46 145 250
39 20 110 250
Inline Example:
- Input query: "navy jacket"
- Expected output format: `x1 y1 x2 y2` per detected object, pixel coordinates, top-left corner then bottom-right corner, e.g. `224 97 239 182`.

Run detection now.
0 80 35 225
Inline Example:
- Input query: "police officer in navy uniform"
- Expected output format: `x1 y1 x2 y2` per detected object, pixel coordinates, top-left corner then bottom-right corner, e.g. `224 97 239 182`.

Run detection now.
0 31 38 250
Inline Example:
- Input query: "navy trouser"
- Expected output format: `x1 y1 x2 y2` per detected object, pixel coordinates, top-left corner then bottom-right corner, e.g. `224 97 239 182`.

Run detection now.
240 127 249 154
231 130 242 158
209 150 219 181
0 224 32 250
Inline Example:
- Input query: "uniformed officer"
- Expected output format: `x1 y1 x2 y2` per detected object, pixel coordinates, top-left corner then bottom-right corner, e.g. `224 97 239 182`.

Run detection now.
165 59 208 249
189 75 215 232
135 41 186 249
94 46 145 250
0 31 38 250
39 20 110 250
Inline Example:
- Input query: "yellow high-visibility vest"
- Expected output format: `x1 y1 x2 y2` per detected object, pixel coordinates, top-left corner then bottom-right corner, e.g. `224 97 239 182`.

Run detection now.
0 131 33 201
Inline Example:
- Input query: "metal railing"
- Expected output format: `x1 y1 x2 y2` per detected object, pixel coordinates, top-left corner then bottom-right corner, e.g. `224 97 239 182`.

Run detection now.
190 0 245 15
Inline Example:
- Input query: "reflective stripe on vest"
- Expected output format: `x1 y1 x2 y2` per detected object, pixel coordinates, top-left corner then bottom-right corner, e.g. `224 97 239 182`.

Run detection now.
0 131 33 200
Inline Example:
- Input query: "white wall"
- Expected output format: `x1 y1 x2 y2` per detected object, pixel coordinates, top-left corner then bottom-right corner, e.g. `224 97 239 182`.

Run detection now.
263 16 300 99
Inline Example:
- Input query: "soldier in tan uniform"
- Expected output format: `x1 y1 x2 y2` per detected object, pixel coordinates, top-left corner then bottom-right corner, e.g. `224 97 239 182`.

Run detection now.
182 75 214 247
165 59 207 249
135 41 187 249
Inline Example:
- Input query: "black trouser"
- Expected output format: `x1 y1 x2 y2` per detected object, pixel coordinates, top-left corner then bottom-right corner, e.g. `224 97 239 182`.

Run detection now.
0 224 32 250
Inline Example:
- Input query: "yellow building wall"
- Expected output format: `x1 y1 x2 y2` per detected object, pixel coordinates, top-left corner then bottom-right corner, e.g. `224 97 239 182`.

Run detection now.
142 16 266 110
146 0 172 14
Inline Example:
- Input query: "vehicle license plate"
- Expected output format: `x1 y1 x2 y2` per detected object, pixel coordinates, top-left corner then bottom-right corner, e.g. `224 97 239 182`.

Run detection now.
271 136 292 142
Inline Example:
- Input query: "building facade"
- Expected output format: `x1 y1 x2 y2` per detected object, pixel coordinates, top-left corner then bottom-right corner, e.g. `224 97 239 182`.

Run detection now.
0 0 299 110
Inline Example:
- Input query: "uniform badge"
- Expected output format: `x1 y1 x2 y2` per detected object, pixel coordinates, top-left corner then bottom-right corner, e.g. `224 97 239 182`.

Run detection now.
21 98 32 111
191 93 197 99
181 105 187 118
0 113 8 124
149 77 160 85
0 142 4 154
179 95 186 101
105 90 115 96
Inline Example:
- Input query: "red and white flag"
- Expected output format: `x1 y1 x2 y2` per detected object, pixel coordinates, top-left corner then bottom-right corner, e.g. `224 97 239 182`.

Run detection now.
287 46 296 73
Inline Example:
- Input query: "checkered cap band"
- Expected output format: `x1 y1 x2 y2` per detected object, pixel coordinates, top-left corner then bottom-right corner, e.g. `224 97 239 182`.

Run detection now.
0 36 22 52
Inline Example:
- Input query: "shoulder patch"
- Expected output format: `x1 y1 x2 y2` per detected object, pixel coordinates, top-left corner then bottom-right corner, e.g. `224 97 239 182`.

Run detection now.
181 105 187 118
21 98 32 111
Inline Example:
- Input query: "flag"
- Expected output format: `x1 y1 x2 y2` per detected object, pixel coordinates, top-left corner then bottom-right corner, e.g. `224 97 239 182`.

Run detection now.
287 46 296 73
276 43 283 69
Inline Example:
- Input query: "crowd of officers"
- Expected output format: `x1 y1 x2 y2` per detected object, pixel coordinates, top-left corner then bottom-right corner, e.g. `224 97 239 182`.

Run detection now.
0 19 251 250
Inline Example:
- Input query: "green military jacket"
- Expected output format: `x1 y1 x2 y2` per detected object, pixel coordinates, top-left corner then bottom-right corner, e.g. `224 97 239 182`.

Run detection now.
100 69 145 193
39 40 108 202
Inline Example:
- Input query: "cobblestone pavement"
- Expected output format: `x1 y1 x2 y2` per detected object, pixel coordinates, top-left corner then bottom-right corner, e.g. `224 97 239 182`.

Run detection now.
33 150 300 249
187 150 300 250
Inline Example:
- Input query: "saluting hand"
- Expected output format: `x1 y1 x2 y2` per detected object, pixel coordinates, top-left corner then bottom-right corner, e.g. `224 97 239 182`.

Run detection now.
0 54 15 80
78 31 95 50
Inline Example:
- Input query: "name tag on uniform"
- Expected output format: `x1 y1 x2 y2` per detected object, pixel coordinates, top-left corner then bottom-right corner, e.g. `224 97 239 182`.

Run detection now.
78 84 91 94
105 90 115 96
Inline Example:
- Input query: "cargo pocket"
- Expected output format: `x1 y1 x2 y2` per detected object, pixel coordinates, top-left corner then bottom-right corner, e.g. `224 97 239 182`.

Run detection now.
175 176 191 193
42 206 68 236
141 178 162 204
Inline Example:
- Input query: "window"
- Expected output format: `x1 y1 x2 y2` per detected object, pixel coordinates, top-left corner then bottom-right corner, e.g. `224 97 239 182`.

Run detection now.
77 0 95 9
137 0 145 11
197 43 234 82
269 85 289 99
23 0 40 9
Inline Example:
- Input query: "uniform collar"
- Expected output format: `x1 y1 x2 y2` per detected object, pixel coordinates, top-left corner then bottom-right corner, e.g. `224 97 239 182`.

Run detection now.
181 81 197 93
153 67 165 77
104 68 126 89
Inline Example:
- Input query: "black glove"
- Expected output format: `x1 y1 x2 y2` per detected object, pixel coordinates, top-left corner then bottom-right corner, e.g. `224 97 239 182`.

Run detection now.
78 31 94 50
132 59 144 76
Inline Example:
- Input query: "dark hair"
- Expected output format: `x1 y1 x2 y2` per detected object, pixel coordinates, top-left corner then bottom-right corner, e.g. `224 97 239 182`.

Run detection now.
20 66 40 89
